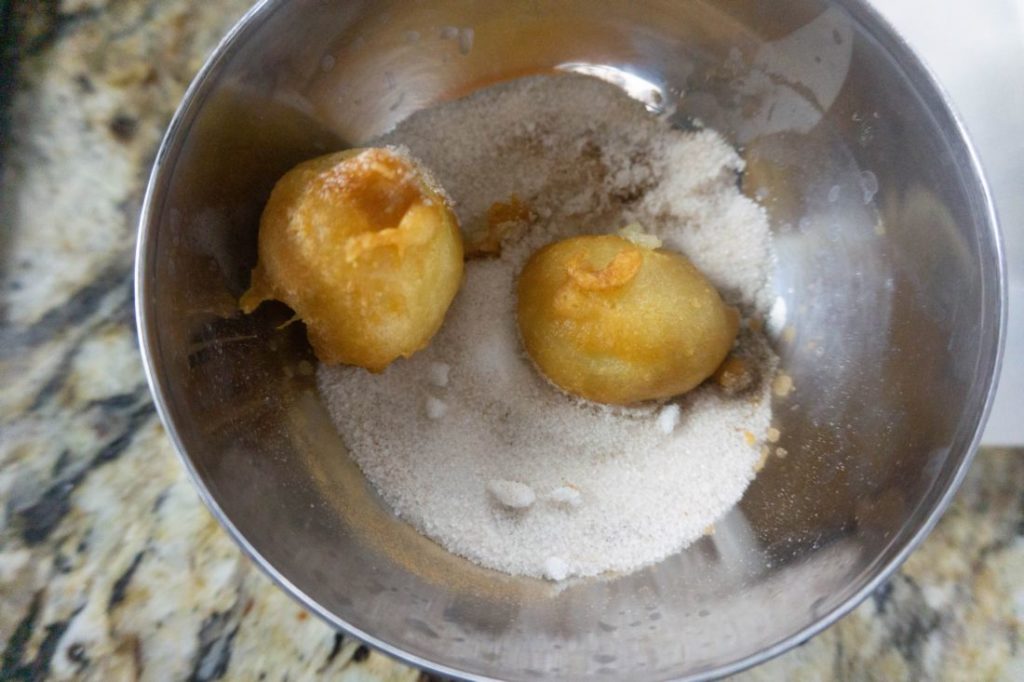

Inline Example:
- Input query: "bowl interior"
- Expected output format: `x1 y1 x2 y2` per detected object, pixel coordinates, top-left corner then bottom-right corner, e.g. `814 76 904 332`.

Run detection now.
137 1 1002 679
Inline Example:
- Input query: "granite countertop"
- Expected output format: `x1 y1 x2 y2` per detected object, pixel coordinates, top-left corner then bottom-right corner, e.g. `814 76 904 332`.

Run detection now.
0 2 1021 680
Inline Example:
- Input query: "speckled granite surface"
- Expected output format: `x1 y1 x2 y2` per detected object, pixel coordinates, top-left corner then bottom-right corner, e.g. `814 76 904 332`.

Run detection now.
0 2 1021 680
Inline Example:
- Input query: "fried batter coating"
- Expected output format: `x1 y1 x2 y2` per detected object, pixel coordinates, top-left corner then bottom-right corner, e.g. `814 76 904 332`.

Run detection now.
466 194 534 257
241 147 463 371
517 234 738 404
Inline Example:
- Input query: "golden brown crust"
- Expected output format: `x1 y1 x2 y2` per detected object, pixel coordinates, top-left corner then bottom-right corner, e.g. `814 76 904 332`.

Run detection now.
517 234 738 405
241 147 464 371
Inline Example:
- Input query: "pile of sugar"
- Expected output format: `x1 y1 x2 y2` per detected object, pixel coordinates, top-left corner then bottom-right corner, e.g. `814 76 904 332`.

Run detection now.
317 75 776 580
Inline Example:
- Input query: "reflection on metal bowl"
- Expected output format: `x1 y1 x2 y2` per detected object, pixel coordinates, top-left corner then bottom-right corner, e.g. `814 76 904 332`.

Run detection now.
136 1 1004 679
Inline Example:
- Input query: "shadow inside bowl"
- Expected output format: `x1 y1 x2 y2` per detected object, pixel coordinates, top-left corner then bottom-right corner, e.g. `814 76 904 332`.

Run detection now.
137 1 1002 679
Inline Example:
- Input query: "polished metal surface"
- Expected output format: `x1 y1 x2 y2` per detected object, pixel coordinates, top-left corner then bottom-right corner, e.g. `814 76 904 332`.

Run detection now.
871 0 1024 444
135 1 1004 680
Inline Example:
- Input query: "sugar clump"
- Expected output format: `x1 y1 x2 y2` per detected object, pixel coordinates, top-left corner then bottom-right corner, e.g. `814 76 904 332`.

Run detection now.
657 404 681 435
424 396 447 420
487 480 536 510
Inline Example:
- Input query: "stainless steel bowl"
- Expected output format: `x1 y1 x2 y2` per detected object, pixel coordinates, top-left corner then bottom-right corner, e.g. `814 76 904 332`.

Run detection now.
135 1 1005 679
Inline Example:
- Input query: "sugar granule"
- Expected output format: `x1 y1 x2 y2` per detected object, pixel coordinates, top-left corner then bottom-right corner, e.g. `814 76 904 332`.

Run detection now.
318 74 776 580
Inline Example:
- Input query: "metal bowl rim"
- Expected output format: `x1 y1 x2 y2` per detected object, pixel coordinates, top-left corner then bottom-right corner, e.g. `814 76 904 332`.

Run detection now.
133 0 1007 679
